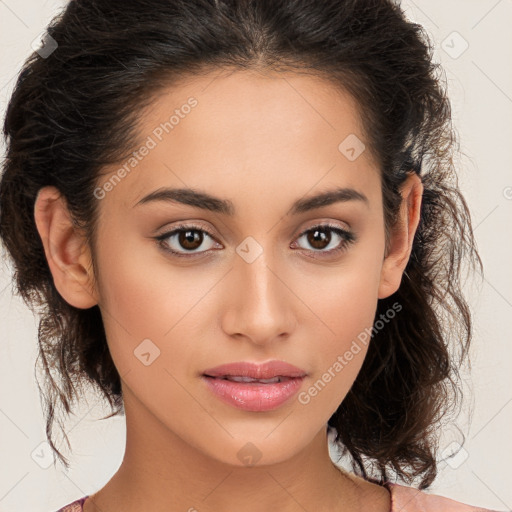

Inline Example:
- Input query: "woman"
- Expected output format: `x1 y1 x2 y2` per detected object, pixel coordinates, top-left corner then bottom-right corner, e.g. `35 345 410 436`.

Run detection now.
0 0 499 510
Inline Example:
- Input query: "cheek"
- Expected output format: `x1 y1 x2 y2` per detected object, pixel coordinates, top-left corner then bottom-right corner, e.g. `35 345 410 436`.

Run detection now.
314 274 376 366
292 255 382 407
295 250 381 337
93 235 216 373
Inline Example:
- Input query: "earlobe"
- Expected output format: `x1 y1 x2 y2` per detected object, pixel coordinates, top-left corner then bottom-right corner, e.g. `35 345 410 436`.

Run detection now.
34 186 99 309
378 173 423 299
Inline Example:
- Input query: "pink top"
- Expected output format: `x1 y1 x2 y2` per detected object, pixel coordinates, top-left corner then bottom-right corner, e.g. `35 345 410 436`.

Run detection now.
56 483 500 511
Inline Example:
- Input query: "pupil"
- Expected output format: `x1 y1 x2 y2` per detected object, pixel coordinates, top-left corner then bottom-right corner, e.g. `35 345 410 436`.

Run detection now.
309 228 330 249
180 230 202 250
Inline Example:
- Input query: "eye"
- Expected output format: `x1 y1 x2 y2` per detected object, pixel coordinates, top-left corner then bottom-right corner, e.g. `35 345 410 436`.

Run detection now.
291 223 356 258
154 222 356 260
154 223 220 258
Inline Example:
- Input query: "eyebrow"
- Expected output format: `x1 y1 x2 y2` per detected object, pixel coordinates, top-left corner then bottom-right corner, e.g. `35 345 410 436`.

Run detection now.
133 186 369 215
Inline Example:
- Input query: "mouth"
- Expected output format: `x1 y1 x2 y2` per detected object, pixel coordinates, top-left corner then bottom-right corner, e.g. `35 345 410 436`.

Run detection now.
203 375 296 384
201 360 307 412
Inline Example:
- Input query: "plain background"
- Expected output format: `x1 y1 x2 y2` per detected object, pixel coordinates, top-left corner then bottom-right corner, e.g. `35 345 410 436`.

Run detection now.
0 1 511 511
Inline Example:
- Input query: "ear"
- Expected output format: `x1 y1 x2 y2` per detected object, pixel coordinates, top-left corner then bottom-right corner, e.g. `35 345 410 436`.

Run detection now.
378 172 423 299
34 186 99 309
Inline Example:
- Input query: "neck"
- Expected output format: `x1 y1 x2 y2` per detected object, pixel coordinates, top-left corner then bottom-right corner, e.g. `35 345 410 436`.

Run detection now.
84 389 386 512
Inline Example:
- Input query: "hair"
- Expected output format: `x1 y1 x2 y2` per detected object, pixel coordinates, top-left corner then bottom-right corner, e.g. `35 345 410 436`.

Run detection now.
0 0 483 490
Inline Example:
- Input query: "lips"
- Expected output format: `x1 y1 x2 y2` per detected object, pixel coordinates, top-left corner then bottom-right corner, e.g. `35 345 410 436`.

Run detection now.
201 361 307 412
202 360 307 380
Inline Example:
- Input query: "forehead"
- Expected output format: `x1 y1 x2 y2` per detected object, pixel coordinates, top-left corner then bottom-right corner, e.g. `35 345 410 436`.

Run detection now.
98 68 380 211
140 68 367 147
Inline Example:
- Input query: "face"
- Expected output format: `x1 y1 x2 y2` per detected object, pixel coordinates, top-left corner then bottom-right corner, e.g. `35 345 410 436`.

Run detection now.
37 68 420 468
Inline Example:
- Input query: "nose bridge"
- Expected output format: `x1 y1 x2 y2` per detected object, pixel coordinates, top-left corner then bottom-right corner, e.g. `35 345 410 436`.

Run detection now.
242 249 278 307
222 240 295 342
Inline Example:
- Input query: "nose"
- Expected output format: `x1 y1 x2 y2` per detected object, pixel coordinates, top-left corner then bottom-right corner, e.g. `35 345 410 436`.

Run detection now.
220 246 297 346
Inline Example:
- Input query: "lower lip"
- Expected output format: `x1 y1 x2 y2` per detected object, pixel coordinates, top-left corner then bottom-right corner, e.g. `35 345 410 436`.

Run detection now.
202 376 305 412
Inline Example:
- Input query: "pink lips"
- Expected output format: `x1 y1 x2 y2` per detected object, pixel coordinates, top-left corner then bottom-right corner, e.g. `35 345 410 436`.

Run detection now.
202 361 307 412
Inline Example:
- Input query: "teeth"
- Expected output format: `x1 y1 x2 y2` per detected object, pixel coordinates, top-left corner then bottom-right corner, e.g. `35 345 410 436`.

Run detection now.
223 376 289 383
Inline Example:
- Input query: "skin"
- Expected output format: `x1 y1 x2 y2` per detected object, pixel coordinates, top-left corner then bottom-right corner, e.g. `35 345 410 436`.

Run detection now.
34 68 423 512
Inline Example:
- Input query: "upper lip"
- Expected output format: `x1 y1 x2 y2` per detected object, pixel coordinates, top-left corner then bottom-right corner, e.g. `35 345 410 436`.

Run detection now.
203 360 307 379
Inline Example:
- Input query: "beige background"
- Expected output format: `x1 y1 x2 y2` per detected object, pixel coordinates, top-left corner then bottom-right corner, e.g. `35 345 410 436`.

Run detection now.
0 1 511 511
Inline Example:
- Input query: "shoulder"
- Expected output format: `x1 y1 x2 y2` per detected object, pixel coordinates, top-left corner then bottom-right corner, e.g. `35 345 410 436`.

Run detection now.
55 496 88 512
388 483 500 512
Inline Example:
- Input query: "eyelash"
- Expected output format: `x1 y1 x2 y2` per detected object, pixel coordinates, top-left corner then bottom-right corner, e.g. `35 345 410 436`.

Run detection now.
154 222 356 260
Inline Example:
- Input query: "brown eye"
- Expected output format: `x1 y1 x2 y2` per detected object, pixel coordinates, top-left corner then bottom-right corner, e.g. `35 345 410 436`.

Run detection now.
306 227 332 250
178 229 204 251
293 223 356 258
155 224 220 258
